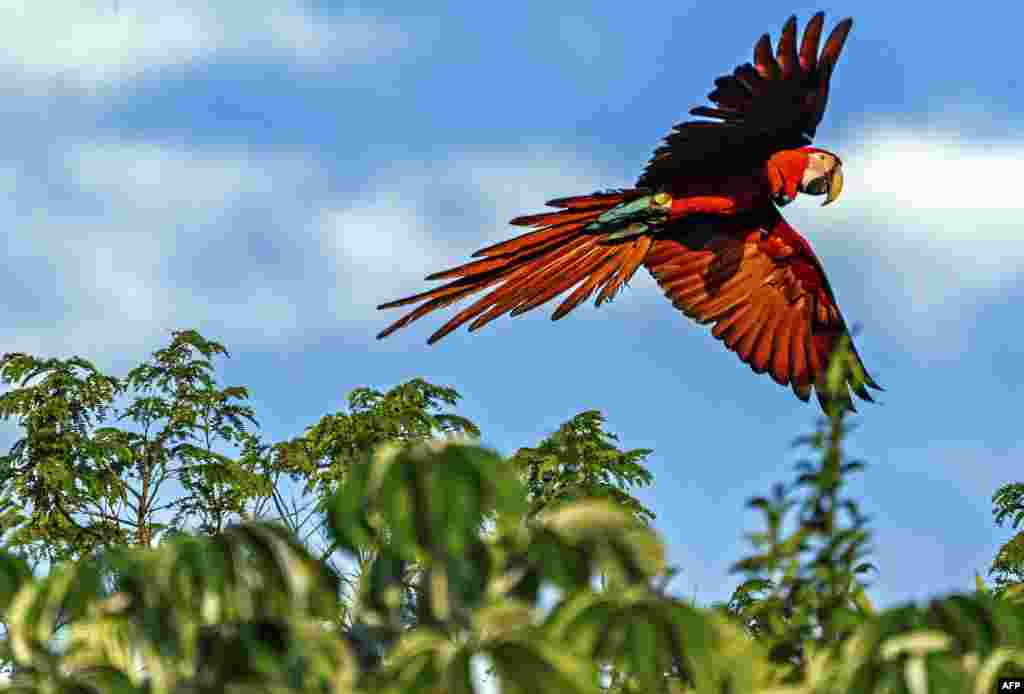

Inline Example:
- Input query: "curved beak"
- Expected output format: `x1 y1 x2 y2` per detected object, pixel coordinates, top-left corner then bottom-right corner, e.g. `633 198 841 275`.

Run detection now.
822 164 844 206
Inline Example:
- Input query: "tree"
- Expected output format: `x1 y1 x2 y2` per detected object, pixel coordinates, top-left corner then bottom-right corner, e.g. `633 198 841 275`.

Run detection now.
0 330 272 566
988 483 1024 599
724 335 876 679
505 409 659 693
508 410 655 524
4 432 1024 694
0 331 658 678
262 377 482 664
4 330 1024 692
11 329 1024 693
0 439 722 694
268 378 479 553
0 333 488 676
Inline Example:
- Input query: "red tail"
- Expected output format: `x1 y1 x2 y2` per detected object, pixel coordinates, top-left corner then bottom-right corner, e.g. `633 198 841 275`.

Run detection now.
377 189 654 343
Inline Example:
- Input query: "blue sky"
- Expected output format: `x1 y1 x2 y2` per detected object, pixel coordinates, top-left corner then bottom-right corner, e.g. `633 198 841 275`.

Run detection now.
1 0 1023 610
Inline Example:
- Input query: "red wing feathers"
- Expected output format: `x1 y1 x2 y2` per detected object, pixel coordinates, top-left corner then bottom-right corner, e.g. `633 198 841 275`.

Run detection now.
637 12 853 188
376 13 875 411
643 210 880 410
775 16 798 79
376 190 653 344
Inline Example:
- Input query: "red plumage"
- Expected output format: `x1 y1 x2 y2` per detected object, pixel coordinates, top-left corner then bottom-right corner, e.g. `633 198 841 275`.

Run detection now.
376 13 881 412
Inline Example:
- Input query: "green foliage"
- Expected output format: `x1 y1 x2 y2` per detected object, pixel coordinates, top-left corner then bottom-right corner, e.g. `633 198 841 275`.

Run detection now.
497 410 659 693
265 379 485 658
508 410 655 524
5 329 1024 694
273 379 480 504
783 592 1024 694
0 438 750 694
0 331 270 564
990 483 1024 599
726 335 876 678
327 441 525 633
0 352 123 562
0 332 495 672
1 422 1024 694
0 521 354 693
332 439 772 694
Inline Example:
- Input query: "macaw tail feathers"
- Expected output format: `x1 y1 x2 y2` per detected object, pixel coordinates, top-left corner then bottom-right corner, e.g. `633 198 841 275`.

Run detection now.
377 189 657 343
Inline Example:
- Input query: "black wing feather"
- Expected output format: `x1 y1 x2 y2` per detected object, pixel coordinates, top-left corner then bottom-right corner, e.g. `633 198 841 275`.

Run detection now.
636 13 853 188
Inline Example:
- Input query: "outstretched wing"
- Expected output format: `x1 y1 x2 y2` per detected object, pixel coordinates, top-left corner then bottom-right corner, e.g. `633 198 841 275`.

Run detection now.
642 207 881 411
637 12 853 188
376 189 654 344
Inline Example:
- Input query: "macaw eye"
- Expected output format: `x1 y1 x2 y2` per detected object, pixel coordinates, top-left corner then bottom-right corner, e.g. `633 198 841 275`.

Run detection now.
804 177 829 195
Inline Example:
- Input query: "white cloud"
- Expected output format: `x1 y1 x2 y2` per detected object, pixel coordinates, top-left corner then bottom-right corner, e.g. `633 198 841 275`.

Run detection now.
349 129 1024 357
268 7 410 67
0 136 331 358
838 126 1024 290
446 148 626 247
323 199 435 270
2 133 617 361
779 125 1024 355
327 127 1024 359
62 140 319 211
5 122 1021 364
0 1 411 91
0 2 212 88
64 226 167 314
321 197 452 324
66 142 251 210
319 147 622 328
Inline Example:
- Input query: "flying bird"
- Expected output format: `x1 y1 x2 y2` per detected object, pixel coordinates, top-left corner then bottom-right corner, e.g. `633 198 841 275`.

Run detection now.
377 12 881 412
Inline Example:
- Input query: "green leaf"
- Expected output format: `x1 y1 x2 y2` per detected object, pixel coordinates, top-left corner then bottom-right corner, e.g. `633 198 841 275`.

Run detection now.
488 639 600 694
974 647 1024 694
879 630 953 660
537 500 664 583
0 550 31 612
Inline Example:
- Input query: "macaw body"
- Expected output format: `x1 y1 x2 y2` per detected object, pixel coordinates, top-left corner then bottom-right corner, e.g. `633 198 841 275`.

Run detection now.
592 147 835 240
377 13 881 413
667 148 823 213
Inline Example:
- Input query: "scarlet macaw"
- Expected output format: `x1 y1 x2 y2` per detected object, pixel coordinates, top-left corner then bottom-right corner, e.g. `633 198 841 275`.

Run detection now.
377 13 882 412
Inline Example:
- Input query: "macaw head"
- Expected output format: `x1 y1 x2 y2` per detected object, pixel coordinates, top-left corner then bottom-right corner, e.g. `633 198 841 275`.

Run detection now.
798 147 844 206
